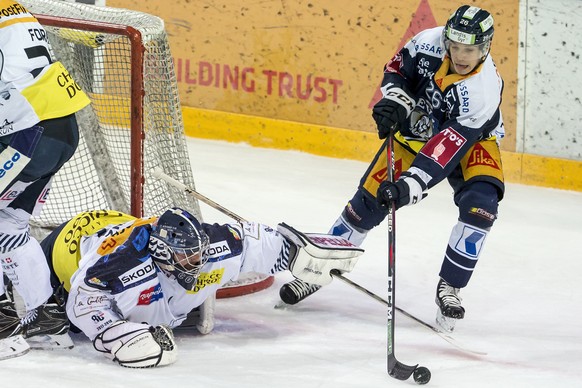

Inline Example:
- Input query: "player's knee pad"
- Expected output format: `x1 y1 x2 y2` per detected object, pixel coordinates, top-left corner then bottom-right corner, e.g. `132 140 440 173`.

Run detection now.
328 213 368 247
340 188 388 232
456 182 499 230
440 220 489 288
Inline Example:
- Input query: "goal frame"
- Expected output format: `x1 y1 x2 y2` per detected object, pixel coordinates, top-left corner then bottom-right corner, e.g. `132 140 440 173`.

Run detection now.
36 14 146 217
32 9 274 301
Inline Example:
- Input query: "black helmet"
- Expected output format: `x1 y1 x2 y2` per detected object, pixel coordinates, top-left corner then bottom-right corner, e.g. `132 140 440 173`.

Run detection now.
443 5 494 55
150 207 209 290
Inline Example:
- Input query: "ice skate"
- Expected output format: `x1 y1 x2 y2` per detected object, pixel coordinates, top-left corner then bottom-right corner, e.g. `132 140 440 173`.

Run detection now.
11 286 74 350
279 278 321 305
0 283 19 339
435 278 465 333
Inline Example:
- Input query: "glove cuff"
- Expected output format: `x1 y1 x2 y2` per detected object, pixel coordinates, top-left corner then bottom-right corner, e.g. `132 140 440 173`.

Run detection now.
381 86 416 117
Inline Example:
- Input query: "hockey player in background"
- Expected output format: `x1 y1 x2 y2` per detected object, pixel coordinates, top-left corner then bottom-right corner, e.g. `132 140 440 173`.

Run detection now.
280 5 505 332
0 1 91 350
18 207 361 367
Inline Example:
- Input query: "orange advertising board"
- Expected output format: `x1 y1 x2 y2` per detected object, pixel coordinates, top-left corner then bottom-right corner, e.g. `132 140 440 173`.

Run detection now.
108 0 519 151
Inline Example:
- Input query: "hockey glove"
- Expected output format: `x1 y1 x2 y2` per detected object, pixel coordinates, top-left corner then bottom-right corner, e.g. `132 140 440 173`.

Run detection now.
372 87 416 139
377 171 428 210
93 320 177 368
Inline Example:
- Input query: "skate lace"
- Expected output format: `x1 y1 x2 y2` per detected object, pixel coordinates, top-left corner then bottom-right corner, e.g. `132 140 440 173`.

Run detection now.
438 281 462 307
21 309 39 326
288 279 320 298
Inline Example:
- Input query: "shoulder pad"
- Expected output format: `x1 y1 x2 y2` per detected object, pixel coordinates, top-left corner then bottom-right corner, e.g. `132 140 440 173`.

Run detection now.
84 225 157 294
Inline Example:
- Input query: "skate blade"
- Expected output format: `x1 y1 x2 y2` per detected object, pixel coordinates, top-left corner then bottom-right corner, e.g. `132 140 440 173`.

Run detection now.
0 335 30 361
273 300 292 309
435 309 459 333
27 333 74 350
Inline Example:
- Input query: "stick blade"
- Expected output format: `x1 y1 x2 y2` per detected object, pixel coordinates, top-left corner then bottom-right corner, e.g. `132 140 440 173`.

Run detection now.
388 358 418 380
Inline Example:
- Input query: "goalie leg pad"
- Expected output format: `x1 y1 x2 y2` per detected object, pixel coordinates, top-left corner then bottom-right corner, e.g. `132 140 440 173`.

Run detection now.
93 320 177 368
277 223 364 286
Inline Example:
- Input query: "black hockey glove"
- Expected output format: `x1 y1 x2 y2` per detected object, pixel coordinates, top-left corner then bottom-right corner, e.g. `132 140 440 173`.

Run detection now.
372 88 415 139
377 171 428 210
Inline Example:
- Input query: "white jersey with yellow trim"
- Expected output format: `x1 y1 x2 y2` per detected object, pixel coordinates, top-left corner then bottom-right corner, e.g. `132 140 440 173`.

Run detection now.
0 1 90 136
59 212 286 340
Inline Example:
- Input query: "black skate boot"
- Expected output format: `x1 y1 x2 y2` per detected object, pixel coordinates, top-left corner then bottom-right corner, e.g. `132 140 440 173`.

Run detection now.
12 285 73 349
0 284 19 339
279 279 321 305
435 278 465 332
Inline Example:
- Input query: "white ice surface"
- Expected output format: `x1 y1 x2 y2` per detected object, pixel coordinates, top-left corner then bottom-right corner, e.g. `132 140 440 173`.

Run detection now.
4 138 582 387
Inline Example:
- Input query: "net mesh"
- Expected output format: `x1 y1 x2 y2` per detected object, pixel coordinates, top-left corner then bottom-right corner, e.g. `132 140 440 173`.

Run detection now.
21 0 201 237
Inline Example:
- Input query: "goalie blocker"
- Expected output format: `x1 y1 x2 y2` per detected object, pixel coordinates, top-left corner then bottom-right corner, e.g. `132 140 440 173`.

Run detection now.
278 223 364 286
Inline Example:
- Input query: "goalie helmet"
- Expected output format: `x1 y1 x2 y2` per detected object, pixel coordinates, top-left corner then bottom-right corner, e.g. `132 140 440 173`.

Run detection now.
443 5 494 58
150 207 210 291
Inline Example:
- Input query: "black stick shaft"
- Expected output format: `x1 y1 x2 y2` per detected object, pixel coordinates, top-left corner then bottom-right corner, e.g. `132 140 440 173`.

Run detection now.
385 135 418 380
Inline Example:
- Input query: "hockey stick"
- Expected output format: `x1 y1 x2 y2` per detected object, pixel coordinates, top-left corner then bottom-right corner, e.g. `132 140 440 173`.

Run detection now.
332 270 486 356
152 167 247 223
155 168 379 300
153 167 438 369
384 135 427 382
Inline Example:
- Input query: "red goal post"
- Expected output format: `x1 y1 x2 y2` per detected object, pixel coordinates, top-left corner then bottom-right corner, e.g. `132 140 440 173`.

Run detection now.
35 15 147 218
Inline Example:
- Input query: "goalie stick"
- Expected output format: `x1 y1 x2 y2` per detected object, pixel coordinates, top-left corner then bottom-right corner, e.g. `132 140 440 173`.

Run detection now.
331 270 486 356
152 167 247 223
384 135 427 382
153 167 433 377
153 167 274 300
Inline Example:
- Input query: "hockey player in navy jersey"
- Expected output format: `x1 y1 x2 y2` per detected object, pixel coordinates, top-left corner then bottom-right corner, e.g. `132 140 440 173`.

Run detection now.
20 208 362 367
280 5 505 332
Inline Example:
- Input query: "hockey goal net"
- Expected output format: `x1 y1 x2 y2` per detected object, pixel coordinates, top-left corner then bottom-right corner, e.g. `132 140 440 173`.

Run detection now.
21 0 200 231
24 0 272 298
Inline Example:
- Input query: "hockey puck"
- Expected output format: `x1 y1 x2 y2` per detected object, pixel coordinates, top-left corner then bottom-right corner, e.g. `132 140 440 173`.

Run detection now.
413 366 431 385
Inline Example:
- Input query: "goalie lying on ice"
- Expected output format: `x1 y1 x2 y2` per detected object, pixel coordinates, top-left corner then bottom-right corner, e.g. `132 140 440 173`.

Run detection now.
37 208 362 368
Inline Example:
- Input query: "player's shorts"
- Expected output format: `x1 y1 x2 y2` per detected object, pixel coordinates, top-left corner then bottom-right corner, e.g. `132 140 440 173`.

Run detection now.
359 133 505 201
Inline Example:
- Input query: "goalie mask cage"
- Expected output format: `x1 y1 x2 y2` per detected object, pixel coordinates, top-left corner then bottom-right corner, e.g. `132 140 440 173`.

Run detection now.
21 0 201 235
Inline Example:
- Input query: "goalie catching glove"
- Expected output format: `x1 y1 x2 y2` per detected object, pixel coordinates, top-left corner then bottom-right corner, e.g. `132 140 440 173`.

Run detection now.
93 320 177 368
278 223 364 286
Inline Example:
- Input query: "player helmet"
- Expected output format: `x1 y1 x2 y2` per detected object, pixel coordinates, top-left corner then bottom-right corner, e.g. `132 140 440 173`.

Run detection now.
443 5 494 58
150 207 210 290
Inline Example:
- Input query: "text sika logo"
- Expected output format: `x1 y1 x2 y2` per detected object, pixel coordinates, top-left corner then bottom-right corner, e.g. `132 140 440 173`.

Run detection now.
371 159 403 183
466 143 500 170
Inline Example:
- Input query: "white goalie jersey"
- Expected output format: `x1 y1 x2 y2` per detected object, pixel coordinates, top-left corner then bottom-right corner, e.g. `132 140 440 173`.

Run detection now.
44 211 288 340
